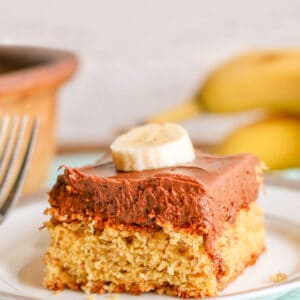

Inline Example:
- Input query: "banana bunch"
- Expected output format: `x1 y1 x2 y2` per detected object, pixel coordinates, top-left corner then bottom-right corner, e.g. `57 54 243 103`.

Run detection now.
147 49 300 170
213 116 300 170
149 49 300 122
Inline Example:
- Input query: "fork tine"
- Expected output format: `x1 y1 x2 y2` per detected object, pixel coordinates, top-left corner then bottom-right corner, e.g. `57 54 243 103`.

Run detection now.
0 116 10 147
0 117 39 224
0 116 10 168
0 116 27 193
0 116 19 184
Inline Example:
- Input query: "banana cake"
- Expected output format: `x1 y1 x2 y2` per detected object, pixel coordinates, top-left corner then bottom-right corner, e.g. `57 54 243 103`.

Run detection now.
44 123 265 298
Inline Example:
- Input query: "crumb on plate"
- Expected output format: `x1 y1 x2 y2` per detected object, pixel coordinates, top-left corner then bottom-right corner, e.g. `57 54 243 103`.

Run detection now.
270 272 288 283
105 294 120 300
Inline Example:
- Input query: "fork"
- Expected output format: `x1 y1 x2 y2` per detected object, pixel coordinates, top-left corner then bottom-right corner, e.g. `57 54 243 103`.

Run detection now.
0 116 38 224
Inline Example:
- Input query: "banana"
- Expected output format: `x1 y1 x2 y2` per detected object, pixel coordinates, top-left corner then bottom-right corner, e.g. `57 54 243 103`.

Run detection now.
110 123 195 171
148 49 300 123
214 116 300 170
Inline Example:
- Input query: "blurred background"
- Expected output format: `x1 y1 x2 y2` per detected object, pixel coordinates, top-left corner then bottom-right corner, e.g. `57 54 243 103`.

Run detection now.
1 0 300 193
2 0 300 146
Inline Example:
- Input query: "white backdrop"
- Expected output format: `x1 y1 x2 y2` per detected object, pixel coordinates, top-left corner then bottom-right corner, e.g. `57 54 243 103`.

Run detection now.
1 0 299 145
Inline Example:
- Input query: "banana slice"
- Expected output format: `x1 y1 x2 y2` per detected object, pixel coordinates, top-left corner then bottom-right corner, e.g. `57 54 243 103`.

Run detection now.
110 123 195 171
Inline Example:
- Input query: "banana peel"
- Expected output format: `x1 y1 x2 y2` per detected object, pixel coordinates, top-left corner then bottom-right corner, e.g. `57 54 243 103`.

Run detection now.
213 116 300 170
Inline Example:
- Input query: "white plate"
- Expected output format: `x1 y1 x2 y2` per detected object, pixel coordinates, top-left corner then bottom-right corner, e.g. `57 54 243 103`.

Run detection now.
0 185 300 300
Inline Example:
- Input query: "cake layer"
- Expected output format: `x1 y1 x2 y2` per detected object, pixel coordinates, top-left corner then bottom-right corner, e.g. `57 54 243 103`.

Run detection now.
44 202 265 298
48 151 261 255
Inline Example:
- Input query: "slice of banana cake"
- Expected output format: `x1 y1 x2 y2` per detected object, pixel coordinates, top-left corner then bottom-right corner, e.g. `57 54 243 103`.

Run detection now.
44 123 265 298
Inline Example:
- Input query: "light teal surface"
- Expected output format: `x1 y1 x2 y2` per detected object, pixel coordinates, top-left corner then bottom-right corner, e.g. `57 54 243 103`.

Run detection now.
47 152 104 188
272 169 300 180
48 153 300 300
277 289 300 300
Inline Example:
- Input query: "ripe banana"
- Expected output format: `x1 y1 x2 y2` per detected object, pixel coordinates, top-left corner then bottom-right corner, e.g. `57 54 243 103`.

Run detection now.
214 116 300 170
110 123 195 171
149 49 300 123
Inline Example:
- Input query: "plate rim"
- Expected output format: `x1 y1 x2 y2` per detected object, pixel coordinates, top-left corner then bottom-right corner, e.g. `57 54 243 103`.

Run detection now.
0 187 300 300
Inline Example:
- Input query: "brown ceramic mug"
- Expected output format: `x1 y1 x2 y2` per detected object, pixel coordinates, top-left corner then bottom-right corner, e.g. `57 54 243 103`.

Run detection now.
0 46 77 194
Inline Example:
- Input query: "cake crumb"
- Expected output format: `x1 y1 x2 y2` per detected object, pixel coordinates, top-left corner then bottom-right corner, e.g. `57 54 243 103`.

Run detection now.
270 272 288 283
52 290 61 295
87 295 95 300
106 294 120 300
66 185 72 192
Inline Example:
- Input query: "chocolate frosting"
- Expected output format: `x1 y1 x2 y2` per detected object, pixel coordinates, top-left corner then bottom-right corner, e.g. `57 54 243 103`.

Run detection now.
48 151 260 267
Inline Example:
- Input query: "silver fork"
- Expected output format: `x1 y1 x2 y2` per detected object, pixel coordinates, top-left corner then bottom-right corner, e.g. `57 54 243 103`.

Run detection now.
0 116 38 224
